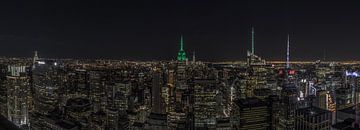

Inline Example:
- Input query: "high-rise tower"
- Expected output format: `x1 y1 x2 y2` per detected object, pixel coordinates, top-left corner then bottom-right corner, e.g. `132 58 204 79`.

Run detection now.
247 27 265 65
6 65 30 128
32 51 39 69
245 26 268 98
32 60 61 115
149 68 167 130
177 35 187 61
171 35 189 129
276 34 299 130
151 69 165 114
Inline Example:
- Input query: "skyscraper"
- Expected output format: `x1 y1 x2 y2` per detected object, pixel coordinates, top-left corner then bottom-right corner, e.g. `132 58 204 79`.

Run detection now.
32 60 63 115
6 65 30 128
246 27 270 98
277 34 299 130
151 68 165 114
104 81 131 129
170 35 189 129
0 64 8 118
193 79 217 129
89 70 106 112
233 97 271 130
67 69 89 97
148 68 167 130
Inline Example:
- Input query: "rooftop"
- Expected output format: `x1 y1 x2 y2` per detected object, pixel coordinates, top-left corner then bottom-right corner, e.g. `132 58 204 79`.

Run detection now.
296 106 331 117
235 97 267 108
339 104 360 115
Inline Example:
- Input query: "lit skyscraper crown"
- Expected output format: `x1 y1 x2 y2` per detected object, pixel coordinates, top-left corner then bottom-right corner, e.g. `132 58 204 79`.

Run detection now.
177 35 187 61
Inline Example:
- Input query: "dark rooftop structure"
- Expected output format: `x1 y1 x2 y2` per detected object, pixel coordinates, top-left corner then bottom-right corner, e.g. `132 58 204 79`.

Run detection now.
55 120 78 130
234 97 271 130
339 104 360 115
331 118 360 130
296 106 331 117
235 97 268 108
253 88 272 98
295 106 332 130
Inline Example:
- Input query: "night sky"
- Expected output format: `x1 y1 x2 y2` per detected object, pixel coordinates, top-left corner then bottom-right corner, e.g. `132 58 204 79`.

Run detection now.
1 1 360 61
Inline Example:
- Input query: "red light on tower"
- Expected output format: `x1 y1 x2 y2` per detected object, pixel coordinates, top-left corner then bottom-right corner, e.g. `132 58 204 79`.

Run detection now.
289 70 295 75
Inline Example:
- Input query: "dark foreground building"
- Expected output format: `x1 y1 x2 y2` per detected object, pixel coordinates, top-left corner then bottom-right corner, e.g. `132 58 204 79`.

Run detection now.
233 97 271 130
0 114 23 130
295 106 332 130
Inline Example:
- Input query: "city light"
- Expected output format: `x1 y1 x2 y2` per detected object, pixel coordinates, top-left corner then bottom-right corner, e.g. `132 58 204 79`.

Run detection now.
346 71 359 77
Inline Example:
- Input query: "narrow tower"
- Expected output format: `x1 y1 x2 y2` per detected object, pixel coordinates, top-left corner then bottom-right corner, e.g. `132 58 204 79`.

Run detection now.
251 27 255 54
192 51 196 63
286 34 290 68
32 51 39 69
323 49 326 61
278 34 299 130
33 51 39 62
177 35 187 61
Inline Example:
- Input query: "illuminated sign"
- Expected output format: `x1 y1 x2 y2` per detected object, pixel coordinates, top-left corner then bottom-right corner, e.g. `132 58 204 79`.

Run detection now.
278 69 295 75
346 71 359 77
37 61 45 65
289 70 295 75
308 81 316 96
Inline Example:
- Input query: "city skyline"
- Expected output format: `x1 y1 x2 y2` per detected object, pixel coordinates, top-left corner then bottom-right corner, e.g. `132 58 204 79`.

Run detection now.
0 1 360 60
2 33 360 62
2 1 360 130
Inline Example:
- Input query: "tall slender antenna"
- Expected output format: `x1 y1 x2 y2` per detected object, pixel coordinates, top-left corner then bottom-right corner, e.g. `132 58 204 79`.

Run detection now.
192 51 196 63
180 35 184 51
286 34 290 68
251 27 255 54
323 49 326 61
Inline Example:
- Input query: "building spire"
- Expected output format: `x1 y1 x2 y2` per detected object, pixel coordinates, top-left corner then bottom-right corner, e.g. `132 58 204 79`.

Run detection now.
177 35 187 61
180 35 184 51
192 51 196 63
286 34 290 68
251 27 255 54
323 49 326 61
33 51 38 62
32 51 39 69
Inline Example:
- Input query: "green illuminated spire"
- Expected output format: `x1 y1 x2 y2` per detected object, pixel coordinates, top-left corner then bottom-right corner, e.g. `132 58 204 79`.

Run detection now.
180 35 184 51
177 35 187 61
